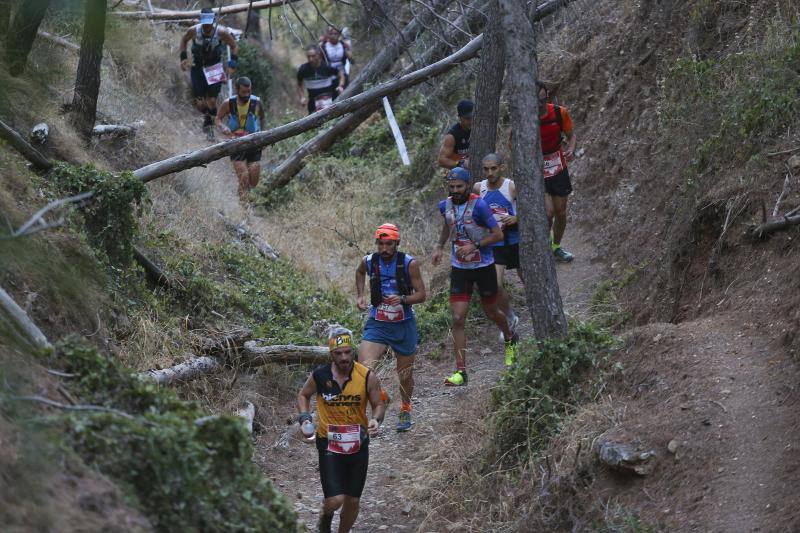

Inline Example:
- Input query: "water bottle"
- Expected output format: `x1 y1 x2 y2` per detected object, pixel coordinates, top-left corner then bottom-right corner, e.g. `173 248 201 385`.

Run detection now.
301 420 315 438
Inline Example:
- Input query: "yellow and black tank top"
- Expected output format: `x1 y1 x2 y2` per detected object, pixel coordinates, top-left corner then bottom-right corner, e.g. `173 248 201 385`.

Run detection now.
312 361 370 439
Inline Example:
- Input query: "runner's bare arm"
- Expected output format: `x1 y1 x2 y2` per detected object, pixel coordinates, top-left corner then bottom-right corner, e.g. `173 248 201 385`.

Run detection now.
564 130 577 160
484 225 504 247
336 70 345 93
220 29 239 56
297 374 317 415
472 182 481 195
355 258 368 310
406 260 426 305
296 75 306 105
501 181 518 227
366 371 385 437
216 100 232 136
431 219 450 266
179 28 195 70
437 134 459 168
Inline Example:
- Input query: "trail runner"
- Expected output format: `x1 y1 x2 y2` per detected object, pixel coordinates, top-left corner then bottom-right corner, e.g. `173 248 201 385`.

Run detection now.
437 99 473 171
179 8 238 139
355 223 427 432
297 45 345 115
319 26 353 87
473 153 520 343
216 76 265 201
432 167 518 386
297 328 385 533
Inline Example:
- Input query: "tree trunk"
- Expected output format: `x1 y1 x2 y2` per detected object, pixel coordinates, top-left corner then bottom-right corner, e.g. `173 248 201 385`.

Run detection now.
467 0 505 168
499 0 567 338
0 286 52 352
0 0 12 37
5 0 52 76
141 356 223 386
133 34 484 183
241 341 330 365
70 0 107 138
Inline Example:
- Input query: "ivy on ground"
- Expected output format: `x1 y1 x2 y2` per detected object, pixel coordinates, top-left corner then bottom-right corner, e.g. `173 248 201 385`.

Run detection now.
59 340 298 532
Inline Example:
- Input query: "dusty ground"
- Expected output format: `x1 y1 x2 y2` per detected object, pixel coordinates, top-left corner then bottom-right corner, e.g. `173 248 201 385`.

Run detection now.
255 227 602 532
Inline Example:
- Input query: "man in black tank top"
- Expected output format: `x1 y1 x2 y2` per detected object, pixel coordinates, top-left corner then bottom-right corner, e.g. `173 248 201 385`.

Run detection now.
437 99 473 170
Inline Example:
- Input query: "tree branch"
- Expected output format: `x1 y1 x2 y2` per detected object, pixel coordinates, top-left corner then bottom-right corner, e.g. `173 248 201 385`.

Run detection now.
0 119 53 170
114 0 302 20
0 286 52 351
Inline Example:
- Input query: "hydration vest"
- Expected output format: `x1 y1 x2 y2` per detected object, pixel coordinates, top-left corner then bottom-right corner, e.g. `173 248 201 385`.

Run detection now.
479 178 519 246
321 41 347 70
444 195 488 245
367 252 411 307
539 103 564 154
228 95 262 135
191 24 224 67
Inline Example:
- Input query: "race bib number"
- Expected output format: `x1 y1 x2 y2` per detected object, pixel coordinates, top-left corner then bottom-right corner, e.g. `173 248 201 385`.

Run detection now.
454 238 481 264
202 62 226 85
315 95 334 111
543 151 566 179
490 205 509 226
375 297 405 323
327 424 361 454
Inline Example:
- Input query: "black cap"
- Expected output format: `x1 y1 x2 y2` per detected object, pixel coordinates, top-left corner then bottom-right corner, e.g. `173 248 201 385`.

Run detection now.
457 99 474 118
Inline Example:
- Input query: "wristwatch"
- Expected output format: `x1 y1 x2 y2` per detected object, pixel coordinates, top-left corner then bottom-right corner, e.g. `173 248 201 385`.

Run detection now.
400 295 407 305
473 239 481 248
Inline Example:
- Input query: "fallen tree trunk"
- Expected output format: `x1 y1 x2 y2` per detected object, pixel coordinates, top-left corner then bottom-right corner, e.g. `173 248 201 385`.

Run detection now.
92 121 144 137
132 34 484 183
133 246 176 289
114 0 301 20
218 212 279 260
749 208 800 239
192 327 253 355
141 355 222 386
0 119 53 170
267 0 572 188
37 29 79 51
242 341 329 365
0 286 52 351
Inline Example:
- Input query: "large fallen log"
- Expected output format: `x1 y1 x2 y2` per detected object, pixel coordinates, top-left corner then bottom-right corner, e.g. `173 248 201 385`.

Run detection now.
133 246 177 289
241 341 329 365
0 119 53 170
749 207 800 239
0 286 52 351
131 34 484 183
92 120 144 137
114 0 301 20
141 355 223 386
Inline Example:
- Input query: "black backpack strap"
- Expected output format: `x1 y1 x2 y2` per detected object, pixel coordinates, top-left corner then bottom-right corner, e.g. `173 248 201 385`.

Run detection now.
553 105 563 131
395 252 409 296
369 253 382 307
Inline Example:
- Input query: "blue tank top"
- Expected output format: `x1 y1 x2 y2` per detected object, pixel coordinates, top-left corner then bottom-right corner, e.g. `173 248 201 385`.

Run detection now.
365 253 414 322
479 179 519 246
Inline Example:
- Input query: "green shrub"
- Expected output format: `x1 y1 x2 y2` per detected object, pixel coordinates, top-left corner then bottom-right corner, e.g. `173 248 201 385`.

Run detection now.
237 40 272 98
660 22 800 177
49 163 148 265
415 287 452 342
487 321 618 466
60 340 298 532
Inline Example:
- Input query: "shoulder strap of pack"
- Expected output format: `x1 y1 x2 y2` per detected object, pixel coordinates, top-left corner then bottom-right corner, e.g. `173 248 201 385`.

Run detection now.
479 180 488 196
369 252 381 307
395 252 409 296
554 105 563 130
248 97 258 117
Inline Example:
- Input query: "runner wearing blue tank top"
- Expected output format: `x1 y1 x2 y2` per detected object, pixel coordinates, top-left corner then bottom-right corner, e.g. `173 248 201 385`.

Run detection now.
432 168 518 386
473 153 520 351
355 223 427 432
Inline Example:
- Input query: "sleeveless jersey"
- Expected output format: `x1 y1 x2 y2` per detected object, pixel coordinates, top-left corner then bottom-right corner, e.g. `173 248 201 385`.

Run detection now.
191 24 224 68
228 95 262 135
365 253 414 322
446 122 470 158
479 179 519 246
322 41 347 70
313 362 370 439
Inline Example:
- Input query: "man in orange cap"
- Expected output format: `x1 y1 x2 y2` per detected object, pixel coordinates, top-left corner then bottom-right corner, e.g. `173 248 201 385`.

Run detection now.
355 223 426 432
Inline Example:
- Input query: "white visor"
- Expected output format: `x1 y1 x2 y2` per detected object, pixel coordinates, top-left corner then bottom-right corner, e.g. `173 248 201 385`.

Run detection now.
199 12 215 25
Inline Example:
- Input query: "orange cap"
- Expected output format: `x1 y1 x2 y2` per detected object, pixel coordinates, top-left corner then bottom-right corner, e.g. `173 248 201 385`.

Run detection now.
374 223 400 241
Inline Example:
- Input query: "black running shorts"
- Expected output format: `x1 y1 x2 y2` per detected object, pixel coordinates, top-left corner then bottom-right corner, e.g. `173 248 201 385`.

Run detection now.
230 149 262 163
492 243 519 269
449 264 498 304
190 67 223 98
544 168 572 197
316 438 369 498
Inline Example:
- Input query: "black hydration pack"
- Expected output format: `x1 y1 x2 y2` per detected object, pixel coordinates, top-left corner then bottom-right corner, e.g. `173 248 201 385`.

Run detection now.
369 252 410 307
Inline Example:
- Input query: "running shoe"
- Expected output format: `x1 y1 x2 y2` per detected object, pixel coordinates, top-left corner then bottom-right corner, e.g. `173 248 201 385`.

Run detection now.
504 341 518 367
499 313 520 342
444 370 467 386
396 410 412 432
553 246 574 263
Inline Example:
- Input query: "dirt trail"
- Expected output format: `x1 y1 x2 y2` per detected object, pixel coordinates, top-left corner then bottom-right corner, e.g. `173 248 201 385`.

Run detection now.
256 230 603 532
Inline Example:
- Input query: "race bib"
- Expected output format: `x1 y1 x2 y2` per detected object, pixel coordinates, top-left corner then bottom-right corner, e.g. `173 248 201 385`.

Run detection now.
543 151 566 179
327 424 361 454
202 62 226 85
315 95 334 111
375 297 405 323
454 238 481 264
490 205 509 225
